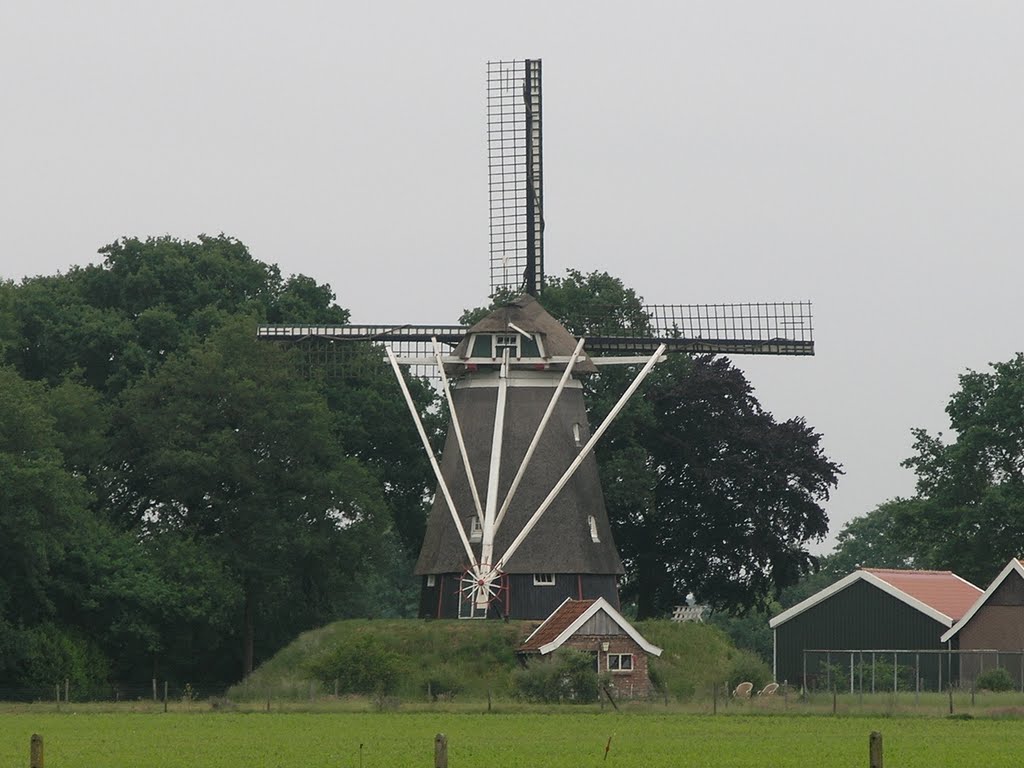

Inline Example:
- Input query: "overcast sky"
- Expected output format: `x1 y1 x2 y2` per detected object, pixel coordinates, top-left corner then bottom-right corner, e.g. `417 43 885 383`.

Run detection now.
2 2 1022 551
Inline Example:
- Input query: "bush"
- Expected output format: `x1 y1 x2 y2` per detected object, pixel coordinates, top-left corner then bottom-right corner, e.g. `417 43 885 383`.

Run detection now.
421 669 463 701
305 636 408 696
511 649 599 704
15 624 110 698
817 659 916 692
976 667 1015 692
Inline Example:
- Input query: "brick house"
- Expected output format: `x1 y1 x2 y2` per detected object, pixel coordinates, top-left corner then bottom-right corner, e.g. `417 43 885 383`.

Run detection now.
941 558 1024 686
518 596 662 698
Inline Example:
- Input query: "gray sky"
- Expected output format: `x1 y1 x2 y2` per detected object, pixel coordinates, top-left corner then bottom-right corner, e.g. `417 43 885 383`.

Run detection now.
3 2 1022 551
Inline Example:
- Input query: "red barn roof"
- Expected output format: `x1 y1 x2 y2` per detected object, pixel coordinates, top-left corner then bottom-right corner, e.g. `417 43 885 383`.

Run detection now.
770 568 982 629
862 569 981 622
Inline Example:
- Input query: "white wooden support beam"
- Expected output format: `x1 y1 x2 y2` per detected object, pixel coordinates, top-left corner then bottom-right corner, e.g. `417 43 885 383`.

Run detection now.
493 336 586 533
479 349 510 581
385 346 478 571
493 344 667 573
432 338 484 522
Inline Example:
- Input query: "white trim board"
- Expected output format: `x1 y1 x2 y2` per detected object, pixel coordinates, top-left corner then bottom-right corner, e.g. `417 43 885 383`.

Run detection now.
768 570 979 630
941 559 1024 643
532 597 663 657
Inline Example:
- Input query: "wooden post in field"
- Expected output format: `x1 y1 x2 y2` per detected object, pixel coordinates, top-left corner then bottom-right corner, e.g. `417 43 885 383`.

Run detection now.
434 734 448 768
948 684 953 715
64 678 69 704
712 683 717 715
163 681 168 713
30 734 43 768
869 731 883 768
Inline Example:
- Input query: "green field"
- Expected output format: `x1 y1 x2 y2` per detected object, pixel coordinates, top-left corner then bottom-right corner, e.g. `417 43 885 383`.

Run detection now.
3 710 1024 767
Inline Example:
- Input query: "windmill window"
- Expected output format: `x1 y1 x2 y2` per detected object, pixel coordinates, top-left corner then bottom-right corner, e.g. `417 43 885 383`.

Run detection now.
494 334 520 358
426 574 436 587
607 653 634 672
469 516 483 542
573 423 583 447
533 573 556 586
588 515 600 543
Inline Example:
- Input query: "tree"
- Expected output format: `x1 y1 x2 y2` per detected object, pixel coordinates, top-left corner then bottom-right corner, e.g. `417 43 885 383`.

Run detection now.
819 499 920 577
538 271 840 617
113 320 395 677
895 353 1024 586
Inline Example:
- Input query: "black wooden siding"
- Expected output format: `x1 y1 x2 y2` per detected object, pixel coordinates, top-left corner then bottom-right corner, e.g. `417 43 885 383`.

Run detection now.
418 573 618 620
775 580 957 689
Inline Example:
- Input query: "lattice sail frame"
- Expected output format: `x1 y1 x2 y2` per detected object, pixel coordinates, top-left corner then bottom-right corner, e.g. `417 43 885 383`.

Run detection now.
257 301 814 378
488 59 543 297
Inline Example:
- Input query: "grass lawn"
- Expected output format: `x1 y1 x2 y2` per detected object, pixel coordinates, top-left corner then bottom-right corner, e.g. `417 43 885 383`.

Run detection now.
3 710 1024 767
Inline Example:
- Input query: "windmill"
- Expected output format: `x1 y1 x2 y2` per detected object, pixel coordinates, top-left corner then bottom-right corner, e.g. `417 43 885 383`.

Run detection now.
258 59 814 620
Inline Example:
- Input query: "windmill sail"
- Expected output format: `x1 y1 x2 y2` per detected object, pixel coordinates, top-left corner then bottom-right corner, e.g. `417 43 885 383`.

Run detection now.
488 59 544 297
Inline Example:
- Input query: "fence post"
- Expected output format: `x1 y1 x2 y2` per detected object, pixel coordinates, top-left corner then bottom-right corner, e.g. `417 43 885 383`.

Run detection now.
163 681 168 713
434 734 448 768
30 734 43 768
948 684 953 715
712 683 717 715
869 731 883 768
152 678 157 701
64 678 69 704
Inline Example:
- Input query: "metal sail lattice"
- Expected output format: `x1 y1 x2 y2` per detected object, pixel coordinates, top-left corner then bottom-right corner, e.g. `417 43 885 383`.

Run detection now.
488 59 543 298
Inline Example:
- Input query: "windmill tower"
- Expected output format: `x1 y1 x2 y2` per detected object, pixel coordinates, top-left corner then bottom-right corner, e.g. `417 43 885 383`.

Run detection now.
258 59 814 620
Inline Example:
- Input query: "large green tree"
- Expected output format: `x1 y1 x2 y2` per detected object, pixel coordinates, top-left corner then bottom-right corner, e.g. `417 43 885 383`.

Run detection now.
2 234 436 687
114 320 395 677
889 353 1024 586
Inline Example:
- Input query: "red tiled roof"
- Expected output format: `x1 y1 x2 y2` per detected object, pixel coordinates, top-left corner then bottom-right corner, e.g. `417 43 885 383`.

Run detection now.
863 569 982 621
519 599 596 653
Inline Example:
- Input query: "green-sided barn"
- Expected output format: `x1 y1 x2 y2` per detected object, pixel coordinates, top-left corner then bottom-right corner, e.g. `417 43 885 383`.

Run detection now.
770 569 981 690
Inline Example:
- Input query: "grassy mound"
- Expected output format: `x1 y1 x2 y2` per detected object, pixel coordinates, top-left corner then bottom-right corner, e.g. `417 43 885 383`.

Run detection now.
228 617 768 703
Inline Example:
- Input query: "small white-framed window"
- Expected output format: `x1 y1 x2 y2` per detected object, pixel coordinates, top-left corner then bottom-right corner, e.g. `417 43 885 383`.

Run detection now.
426 574 436 587
533 573 556 586
607 653 634 672
572 423 583 447
588 515 600 543
469 516 483 542
494 334 520 359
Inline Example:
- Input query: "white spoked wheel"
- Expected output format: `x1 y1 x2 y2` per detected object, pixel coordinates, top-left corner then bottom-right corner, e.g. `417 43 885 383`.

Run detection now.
458 565 507 615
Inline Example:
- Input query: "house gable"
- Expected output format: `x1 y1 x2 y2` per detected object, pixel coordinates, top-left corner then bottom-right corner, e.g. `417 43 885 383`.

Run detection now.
942 559 1024 643
519 597 661 657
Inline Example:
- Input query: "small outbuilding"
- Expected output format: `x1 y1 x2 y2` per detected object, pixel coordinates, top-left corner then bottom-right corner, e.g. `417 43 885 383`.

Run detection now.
770 568 982 689
518 597 662 698
941 558 1024 687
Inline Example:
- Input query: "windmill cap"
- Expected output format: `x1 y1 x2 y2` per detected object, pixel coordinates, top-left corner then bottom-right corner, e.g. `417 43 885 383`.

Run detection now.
453 295 598 373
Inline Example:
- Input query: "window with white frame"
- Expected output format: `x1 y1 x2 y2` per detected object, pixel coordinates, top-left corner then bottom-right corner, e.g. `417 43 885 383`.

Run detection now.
607 653 633 672
426 574 436 587
469 516 483 542
573 423 582 447
533 573 556 586
494 334 520 358
588 515 600 543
